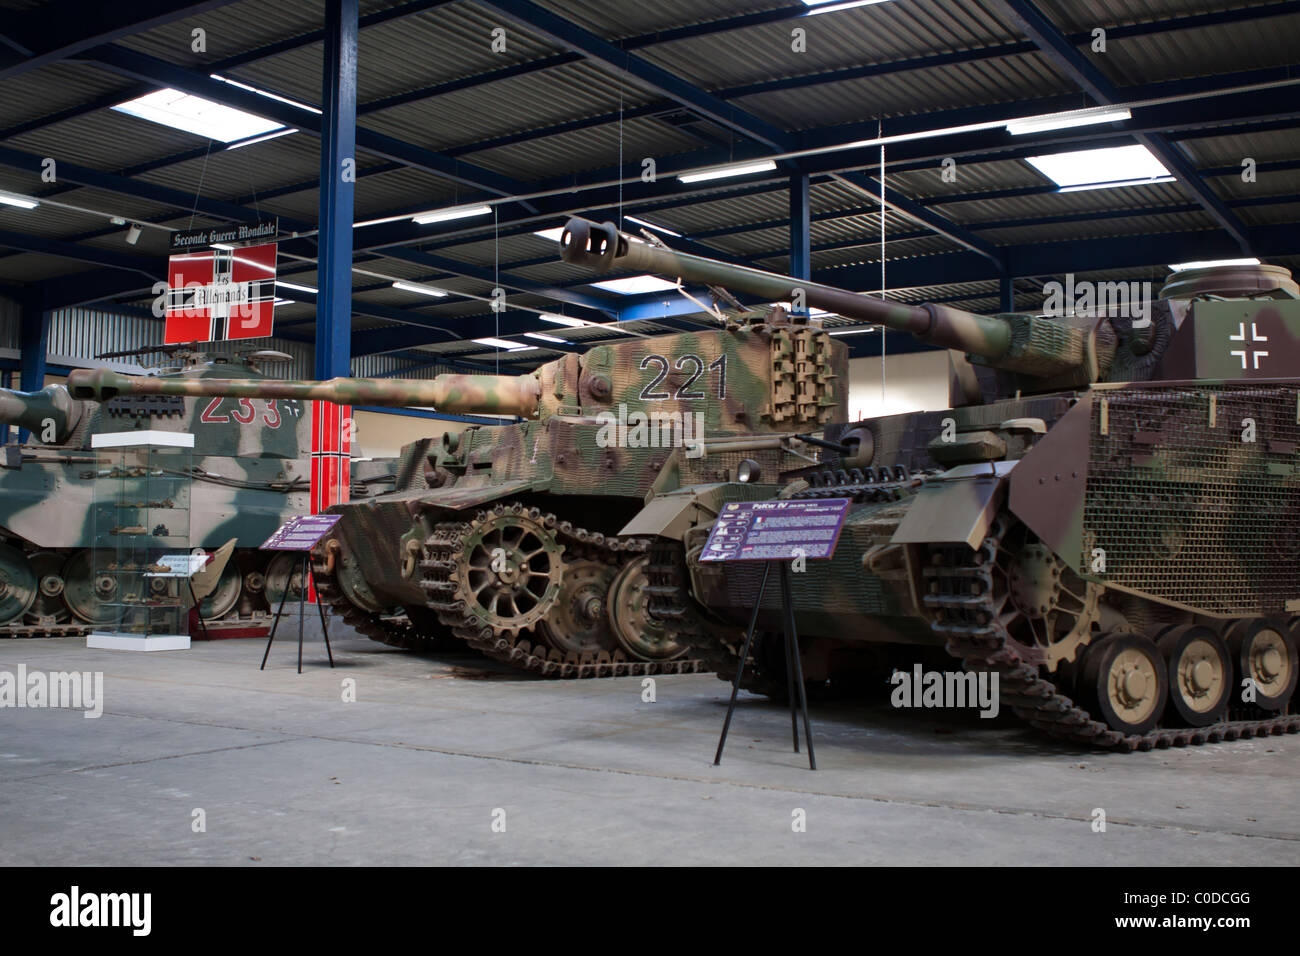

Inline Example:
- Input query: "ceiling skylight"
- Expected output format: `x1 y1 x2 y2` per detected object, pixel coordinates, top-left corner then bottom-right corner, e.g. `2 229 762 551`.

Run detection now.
589 275 679 295
1025 145 1173 192
113 89 282 143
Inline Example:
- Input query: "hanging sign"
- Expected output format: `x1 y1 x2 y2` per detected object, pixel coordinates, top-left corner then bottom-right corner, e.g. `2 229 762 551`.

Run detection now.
164 241 278 343
168 218 279 252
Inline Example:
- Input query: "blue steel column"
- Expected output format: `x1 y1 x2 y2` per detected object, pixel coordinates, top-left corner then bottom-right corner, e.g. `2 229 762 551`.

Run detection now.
18 295 49 443
999 274 1015 313
316 0 358 379
789 173 811 283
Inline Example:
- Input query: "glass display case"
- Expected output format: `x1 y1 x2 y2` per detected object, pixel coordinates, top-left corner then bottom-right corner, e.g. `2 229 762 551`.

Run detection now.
87 431 195 651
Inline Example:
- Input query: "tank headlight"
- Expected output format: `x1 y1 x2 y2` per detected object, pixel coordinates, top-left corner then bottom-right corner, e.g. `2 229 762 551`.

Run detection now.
737 459 761 483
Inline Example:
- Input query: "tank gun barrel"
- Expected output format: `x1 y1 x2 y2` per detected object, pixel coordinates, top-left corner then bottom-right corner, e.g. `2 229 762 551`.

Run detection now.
560 217 1013 359
66 369 543 418
0 385 80 443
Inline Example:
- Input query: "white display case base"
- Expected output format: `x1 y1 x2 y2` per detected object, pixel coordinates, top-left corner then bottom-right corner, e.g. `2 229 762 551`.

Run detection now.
87 633 191 651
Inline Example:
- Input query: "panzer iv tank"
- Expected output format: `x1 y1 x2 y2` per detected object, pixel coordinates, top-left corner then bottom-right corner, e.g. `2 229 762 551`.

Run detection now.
561 216 1300 751
1 348 395 636
68 304 850 676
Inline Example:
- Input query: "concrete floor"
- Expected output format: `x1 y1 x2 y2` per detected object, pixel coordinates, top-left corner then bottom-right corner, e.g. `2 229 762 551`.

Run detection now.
2 615 1298 866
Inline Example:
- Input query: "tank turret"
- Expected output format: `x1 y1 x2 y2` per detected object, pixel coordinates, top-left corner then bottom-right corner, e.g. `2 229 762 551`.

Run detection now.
560 217 1300 393
68 316 846 436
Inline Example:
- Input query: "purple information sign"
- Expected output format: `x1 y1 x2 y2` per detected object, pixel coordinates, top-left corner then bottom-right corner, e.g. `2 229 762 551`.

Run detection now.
699 498 851 563
260 514 342 551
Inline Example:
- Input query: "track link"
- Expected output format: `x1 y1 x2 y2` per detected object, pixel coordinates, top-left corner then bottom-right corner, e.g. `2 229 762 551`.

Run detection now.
927 515 1300 751
311 558 450 653
418 503 705 678
643 538 783 695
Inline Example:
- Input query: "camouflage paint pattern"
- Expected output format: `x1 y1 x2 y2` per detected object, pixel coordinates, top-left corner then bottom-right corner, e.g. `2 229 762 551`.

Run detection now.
0 352 394 629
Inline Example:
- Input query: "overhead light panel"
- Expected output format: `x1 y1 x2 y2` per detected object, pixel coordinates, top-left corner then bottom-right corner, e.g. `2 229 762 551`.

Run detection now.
226 128 297 150
803 0 893 13
272 298 294 306
624 215 682 237
1058 176 1176 193
472 337 530 351
209 74 322 114
538 313 594 327
1006 107 1131 136
113 88 282 143
677 160 777 184
411 204 493 225
275 279 318 294
1169 257 1262 271
0 190 38 210
391 280 448 298
1026 145 1172 191
829 327 879 336
589 275 680 294
524 332 568 344
533 227 566 242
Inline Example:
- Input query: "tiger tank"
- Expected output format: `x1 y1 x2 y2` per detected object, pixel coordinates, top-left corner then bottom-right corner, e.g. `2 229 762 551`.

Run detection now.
0 349 395 636
68 303 849 675
562 216 1300 751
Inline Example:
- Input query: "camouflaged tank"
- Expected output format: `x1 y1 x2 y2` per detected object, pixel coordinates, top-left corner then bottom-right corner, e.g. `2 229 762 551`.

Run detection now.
0 349 395 636
67 305 849 674
563 216 1300 751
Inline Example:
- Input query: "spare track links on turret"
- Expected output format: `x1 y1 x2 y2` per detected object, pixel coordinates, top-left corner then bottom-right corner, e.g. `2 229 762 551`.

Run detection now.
417 501 706 678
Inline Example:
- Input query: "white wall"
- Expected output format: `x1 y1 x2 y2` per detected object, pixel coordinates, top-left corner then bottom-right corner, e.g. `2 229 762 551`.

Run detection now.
352 410 474 459
846 350 953 421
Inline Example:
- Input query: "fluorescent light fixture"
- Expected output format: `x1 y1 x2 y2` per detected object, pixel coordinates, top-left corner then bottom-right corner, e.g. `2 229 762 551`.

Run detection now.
829 327 878 336
275 279 318 294
538 313 594 327
624 215 682 237
1059 176 1176 193
391 280 448 297
225 127 297 150
113 89 281 143
533 227 566 242
804 0 892 13
411 204 493 225
1168 257 1262 272
472 337 530 351
272 298 294 306
590 275 680 295
209 74 322 114
1026 145 1172 191
211 242 236 250
0 190 39 209
1006 107 1131 136
524 332 568 344
677 160 777 184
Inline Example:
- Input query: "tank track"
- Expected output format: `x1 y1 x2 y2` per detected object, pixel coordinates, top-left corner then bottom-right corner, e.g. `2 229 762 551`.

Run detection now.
927 513 1300 752
643 538 783 696
311 561 447 652
418 502 706 678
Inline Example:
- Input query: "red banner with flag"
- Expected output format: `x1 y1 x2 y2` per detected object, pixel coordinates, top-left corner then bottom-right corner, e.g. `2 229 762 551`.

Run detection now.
165 243 278 343
307 401 352 603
